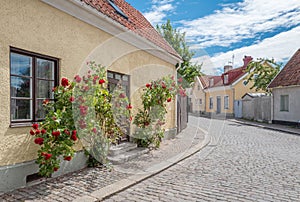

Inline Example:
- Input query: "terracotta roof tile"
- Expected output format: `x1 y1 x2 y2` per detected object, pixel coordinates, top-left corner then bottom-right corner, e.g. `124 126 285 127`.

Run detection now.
81 0 181 60
268 49 300 88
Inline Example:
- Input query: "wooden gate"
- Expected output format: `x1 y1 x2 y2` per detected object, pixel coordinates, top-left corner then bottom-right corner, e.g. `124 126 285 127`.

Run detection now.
177 95 188 133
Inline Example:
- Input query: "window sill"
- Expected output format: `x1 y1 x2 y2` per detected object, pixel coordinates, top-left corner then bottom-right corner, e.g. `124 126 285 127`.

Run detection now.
10 122 33 128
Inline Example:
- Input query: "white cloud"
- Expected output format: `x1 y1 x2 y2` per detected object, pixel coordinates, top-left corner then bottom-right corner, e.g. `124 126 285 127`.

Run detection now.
192 26 300 75
144 0 175 25
180 0 300 48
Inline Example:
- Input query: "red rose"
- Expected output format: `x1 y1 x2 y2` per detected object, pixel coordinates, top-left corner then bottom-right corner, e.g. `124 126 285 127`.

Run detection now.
74 75 81 83
94 75 99 81
72 130 77 136
43 99 50 105
41 129 47 134
30 129 35 135
92 128 97 134
35 129 41 134
126 104 133 110
69 96 75 102
161 82 166 89
79 105 88 116
64 129 70 135
52 131 60 137
32 123 39 130
146 83 151 88
167 98 172 102
34 137 44 145
71 134 77 141
178 77 183 83
44 153 52 160
54 167 59 172
41 152 46 156
64 156 72 161
61 78 69 87
119 93 126 98
99 79 105 84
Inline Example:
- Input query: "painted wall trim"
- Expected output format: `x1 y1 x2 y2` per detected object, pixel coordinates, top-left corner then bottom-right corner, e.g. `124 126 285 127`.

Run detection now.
40 0 182 65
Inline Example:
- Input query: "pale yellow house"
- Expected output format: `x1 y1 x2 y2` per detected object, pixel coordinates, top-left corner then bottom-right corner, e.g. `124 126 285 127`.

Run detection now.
191 56 263 117
0 0 181 193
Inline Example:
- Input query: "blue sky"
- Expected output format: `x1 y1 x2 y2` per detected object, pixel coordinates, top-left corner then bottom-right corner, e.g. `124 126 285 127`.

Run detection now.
126 0 300 75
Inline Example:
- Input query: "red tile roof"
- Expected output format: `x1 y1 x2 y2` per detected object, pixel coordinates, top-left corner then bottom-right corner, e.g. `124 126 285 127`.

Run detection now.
81 0 181 60
199 67 247 89
268 49 300 88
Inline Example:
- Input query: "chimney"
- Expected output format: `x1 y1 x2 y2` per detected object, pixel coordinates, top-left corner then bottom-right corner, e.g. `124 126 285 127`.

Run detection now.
243 56 253 67
224 65 233 73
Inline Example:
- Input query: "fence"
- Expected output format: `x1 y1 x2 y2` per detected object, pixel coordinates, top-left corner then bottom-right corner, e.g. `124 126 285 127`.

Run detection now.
242 96 271 122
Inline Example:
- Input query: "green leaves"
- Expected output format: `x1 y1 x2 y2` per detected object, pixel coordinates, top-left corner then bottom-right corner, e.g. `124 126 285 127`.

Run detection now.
156 20 202 86
133 75 184 148
245 58 281 92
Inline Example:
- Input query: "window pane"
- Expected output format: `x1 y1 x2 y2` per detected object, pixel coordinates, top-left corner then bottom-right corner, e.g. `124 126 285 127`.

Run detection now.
122 75 128 81
37 80 54 98
10 53 32 76
11 76 31 98
37 58 54 80
36 99 47 119
11 99 32 120
115 74 121 80
108 72 114 78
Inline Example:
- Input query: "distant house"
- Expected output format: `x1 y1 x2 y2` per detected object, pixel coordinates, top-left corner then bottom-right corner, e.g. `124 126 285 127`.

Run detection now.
268 49 300 125
191 56 265 117
0 0 181 193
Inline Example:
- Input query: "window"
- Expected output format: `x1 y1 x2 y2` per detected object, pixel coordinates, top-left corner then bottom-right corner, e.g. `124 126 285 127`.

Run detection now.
107 71 130 98
224 96 229 109
199 99 202 105
209 97 213 109
280 95 289 111
10 48 58 125
209 78 214 87
108 0 128 19
243 80 248 86
224 74 228 84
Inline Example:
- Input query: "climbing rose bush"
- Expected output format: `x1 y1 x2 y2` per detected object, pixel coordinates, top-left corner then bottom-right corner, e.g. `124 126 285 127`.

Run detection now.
30 79 77 177
133 75 185 148
30 62 131 176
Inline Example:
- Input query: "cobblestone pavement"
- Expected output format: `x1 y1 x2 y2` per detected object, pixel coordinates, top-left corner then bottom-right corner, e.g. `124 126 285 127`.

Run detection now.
104 116 300 202
0 118 206 202
0 167 129 201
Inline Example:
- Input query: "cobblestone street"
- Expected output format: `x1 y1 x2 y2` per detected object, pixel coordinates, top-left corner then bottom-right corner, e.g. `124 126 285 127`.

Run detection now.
105 117 300 201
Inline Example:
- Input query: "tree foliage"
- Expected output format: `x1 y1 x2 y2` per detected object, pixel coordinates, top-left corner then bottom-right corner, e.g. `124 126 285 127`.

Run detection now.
245 58 281 92
156 20 202 86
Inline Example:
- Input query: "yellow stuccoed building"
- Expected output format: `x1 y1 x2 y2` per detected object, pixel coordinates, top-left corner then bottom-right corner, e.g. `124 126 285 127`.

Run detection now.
0 0 181 193
191 56 265 117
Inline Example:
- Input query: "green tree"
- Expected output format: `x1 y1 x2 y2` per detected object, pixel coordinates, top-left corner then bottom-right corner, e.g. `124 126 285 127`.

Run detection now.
156 20 202 86
245 58 281 92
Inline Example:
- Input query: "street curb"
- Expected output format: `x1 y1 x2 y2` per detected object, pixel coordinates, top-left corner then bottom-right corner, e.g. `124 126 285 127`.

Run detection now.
74 127 211 202
228 119 300 136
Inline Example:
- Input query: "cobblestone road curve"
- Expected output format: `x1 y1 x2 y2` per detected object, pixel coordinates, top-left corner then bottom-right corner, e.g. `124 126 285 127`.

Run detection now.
104 117 300 202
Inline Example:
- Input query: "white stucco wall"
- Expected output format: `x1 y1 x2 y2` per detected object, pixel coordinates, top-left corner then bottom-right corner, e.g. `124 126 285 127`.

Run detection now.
273 86 300 123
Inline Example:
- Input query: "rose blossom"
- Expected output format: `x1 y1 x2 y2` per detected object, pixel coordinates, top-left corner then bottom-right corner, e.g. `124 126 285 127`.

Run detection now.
34 137 44 145
61 78 69 87
74 75 81 83
69 96 75 102
30 130 35 135
64 156 72 161
41 129 47 134
32 123 39 130
167 97 172 102
52 131 60 137
99 79 105 84
44 153 52 160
